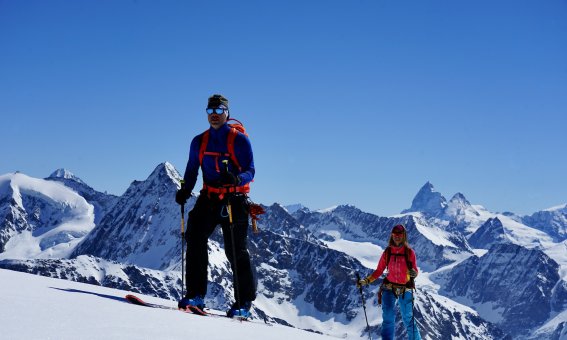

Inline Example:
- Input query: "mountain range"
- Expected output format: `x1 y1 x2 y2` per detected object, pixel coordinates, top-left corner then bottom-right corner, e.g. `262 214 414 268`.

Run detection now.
1 163 566 339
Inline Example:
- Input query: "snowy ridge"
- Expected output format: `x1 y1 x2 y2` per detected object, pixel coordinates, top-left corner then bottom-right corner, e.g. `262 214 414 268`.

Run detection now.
523 203 567 242
0 172 95 259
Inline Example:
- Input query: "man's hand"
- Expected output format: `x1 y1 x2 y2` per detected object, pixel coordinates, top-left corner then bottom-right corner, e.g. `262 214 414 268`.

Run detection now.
220 171 240 186
175 188 190 205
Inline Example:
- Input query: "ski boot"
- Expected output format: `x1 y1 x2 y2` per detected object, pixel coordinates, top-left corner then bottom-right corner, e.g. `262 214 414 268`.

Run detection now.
178 295 206 315
226 301 252 319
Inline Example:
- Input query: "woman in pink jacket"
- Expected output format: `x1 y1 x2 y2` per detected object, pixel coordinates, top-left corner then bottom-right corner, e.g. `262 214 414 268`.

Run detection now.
357 224 422 340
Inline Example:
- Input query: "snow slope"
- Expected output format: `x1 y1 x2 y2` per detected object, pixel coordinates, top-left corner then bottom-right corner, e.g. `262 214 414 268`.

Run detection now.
0 268 331 340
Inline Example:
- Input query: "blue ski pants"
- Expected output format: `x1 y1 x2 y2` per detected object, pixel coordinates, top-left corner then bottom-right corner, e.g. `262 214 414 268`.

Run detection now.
381 289 421 340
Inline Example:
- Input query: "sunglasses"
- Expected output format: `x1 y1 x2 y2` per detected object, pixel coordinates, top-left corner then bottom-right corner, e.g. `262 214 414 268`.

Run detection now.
206 108 227 115
392 231 404 235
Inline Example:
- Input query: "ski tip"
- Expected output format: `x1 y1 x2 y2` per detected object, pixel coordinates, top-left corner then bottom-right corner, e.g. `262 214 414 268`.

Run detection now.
185 305 208 316
125 294 146 306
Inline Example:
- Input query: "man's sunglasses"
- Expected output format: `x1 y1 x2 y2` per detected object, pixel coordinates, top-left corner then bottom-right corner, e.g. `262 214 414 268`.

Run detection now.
206 108 227 115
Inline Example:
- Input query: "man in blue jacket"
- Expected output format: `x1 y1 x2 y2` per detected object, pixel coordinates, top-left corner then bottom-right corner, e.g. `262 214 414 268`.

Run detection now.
175 94 256 318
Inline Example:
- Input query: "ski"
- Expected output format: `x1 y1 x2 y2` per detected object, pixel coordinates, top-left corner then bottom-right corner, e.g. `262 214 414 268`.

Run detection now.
125 294 177 311
124 294 271 326
125 294 213 316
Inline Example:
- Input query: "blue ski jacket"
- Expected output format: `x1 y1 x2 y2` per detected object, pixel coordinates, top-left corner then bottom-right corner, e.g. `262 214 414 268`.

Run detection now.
182 123 255 193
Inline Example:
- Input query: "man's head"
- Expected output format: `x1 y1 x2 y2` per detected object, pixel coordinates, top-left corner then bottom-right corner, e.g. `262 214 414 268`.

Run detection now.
206 94 229 129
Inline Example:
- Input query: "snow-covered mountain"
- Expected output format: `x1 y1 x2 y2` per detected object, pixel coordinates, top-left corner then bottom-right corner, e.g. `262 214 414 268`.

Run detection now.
0 172 96 259
523 204 567 242
71 163 188 271
437 243 567 338
293 204 472 272
1 168 566 339
46 168 119 224
401 181 448 216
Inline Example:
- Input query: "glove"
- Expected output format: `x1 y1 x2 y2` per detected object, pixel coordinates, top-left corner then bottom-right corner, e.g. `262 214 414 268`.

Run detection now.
409 269 418 279
220 171 241 186
356 277 371 288
175 187 190 205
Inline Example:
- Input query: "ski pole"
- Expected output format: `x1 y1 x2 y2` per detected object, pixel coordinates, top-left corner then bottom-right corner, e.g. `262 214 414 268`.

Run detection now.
356 272 373 340
408 266 418 339
411 287 418 340
223 160 241 312
180 180 186 299
228 199 242 312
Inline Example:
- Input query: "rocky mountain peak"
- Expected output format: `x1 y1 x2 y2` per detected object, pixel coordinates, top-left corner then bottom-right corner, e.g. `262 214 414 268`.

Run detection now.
449 192 470 206
148 162 181 183
468 217 506 249
402 181 447 215
48 169 85 184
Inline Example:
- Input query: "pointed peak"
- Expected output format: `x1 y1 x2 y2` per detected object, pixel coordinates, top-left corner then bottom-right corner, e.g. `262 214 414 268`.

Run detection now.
414 181 440 197
449 192 471 205
468 217 506 248
443 192 480 219
48 169 85 184
484 217 504 229
148 162 182 182
402 181 447 215
270 203 293 215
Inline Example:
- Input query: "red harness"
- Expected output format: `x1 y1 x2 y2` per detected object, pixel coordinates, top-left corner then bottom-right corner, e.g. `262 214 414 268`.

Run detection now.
198 120 251 199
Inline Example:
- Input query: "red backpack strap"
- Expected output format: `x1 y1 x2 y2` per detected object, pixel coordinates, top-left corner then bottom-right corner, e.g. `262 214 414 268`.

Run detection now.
227 128 241 171
198 130 210 165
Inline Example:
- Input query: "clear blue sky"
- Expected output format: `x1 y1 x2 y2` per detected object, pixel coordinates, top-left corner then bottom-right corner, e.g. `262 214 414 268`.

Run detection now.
1 0 566 216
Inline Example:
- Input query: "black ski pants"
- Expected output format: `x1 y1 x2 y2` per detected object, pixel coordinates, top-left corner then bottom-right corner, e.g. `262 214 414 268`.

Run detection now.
185 192 256 305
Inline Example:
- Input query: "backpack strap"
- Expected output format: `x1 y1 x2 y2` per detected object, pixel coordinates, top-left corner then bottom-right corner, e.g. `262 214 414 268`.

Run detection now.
198 129 234 173
227 127 241 171
405 246 416 289
198 130 210 166
404 246 413 270
199 128 243 171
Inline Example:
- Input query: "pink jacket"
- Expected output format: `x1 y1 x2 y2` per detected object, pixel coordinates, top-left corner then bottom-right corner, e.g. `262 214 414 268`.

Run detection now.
369 246 418 285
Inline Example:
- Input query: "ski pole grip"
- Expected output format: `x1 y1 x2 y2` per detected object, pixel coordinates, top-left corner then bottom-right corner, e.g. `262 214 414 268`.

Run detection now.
222 159 229 173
